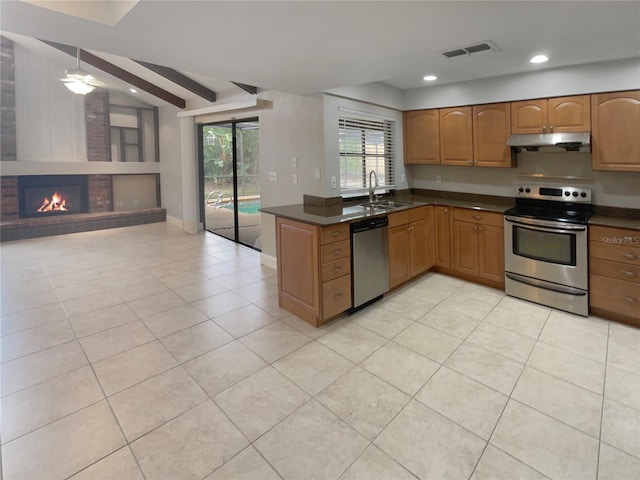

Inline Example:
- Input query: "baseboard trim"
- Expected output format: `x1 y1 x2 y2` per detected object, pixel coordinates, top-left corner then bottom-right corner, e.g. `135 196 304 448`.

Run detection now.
166 215 183 228
261 253 277 269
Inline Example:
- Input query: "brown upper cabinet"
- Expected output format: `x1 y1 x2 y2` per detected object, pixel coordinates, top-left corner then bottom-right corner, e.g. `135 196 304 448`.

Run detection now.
510 95 591 134
403 109 440 164
472 103 515 168
440 106 473 166
591 90 640 172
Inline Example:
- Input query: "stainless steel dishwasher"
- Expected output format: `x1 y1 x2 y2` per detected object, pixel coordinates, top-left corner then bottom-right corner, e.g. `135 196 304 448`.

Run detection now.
350 216 389 311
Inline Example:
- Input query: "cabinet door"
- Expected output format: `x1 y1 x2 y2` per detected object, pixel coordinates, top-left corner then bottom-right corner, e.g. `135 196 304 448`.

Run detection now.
440 107 473 166
277 218 320 319
547 95 590 132
478 224 504 284
409 218 431 277
473 103 515 167
388 225 410 289
403 110 440 164
511 99 547 134
592 90 640 172
453 220 478 276
434 206 452 268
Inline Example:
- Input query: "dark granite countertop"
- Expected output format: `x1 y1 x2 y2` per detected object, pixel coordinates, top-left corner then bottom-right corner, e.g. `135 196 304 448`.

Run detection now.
261 192 514 226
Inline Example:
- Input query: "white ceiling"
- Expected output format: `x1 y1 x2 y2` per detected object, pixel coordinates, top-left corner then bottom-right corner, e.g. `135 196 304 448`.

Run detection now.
2 0 639 99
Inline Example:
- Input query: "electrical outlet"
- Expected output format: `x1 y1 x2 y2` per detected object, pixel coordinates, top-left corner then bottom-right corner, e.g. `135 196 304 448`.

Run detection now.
330 176 337 189
315 168 321 180
134 199 139 207
401 173 406 184
269 171 278 182
436 175 442 184
292 173 298 185
291 156 297 168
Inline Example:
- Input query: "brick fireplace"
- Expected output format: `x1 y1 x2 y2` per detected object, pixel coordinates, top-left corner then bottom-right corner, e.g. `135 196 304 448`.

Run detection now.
18 175 89 218
0 174 165 241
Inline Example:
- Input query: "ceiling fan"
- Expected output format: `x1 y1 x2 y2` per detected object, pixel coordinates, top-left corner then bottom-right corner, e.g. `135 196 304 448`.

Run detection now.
61 47 102 94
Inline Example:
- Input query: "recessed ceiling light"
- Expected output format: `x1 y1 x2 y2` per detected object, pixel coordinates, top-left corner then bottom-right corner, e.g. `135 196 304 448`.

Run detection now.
129 88 138 93
423 75 438 81
530 55 549 64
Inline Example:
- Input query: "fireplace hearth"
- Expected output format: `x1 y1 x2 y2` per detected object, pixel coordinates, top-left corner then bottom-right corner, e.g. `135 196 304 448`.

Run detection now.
18 175 89 219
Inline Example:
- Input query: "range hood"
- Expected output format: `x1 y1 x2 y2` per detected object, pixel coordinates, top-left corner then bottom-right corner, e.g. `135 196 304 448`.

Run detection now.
508 132 591 152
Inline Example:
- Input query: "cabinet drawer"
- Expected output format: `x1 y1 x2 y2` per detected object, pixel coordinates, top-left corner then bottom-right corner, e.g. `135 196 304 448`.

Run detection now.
321 223 349 245
453 208 503 227
590 274 640 320
320 239 350 264
590 226 640 247
322 274 352 319
321 257 351 282
388 206 426 228
590 257 640 283
590 242 640 266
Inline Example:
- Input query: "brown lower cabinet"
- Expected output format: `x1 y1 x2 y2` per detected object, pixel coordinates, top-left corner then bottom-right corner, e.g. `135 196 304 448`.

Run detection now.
589 225 640 325
452 208 505 287
434 206 452 268
388 206 435 289
276 217 351 327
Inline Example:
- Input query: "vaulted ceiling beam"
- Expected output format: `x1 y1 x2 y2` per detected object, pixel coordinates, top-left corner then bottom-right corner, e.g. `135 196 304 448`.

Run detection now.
232 82 258 95
134 60 216 103
42 40 186 109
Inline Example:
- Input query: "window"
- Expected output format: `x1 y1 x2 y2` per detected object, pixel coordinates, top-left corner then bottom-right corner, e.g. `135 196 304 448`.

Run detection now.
338 110 395 191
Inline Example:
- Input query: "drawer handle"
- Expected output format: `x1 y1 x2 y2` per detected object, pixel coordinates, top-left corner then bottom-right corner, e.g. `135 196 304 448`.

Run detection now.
620 270 637 278
333 293 343 300
331 231 341 237
621 253 639 260
624 296 639 304
473 215 482 220
332 249 342 255
332 266 343 273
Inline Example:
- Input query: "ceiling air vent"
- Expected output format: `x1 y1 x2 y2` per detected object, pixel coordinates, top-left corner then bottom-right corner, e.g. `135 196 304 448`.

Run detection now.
442 41 501 61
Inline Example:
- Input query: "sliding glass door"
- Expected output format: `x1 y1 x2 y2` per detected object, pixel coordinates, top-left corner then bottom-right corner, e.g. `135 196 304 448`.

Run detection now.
199 119 261 250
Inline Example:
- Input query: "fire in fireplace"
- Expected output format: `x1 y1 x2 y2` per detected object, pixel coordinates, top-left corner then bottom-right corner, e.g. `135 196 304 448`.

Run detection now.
18 175 89 218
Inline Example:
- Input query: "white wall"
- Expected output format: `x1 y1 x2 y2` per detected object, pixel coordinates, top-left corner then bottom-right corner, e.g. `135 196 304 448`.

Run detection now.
13 42 86 162
258 91 325 206
404 58 640 109
325 82 405 110
257 91 325 259
158 105 183 224
411 152 640 209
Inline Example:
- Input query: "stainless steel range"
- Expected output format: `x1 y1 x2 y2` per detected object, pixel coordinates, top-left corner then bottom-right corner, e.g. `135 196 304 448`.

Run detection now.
504 184 593 316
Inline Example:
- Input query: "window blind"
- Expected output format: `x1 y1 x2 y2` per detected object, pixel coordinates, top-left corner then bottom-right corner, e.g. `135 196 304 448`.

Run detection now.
338 111 395 191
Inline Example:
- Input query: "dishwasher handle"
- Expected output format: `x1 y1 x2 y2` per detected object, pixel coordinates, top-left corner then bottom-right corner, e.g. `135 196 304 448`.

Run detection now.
351 216 388 233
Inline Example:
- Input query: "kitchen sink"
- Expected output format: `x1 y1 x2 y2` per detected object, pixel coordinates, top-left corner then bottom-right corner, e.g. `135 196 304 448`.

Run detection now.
359 200 413 209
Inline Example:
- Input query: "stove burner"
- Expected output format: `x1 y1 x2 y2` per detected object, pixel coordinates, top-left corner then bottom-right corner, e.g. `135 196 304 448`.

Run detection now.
508 184 593 225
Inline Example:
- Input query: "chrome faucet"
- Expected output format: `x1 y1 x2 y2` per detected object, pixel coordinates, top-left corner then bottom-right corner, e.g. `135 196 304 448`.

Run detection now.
368 170 379 204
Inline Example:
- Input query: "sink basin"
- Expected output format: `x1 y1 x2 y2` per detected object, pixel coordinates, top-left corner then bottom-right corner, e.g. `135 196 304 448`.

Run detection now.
360 200 413 209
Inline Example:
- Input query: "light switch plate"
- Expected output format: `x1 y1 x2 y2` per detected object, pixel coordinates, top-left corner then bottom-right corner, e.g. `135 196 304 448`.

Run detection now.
291 156 297 168
269 171 278 182
330 176 337 189
292 173 298 185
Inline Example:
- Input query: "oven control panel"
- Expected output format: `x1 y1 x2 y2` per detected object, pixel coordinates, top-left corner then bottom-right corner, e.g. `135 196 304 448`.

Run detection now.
515 185 592 203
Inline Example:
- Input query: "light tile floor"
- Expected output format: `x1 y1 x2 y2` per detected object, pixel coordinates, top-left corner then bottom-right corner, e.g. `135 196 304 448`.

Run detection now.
1 223 639 480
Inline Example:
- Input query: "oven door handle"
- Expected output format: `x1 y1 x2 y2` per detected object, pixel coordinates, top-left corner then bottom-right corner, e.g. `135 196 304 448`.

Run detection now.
506 273 587 296
504 216 587 233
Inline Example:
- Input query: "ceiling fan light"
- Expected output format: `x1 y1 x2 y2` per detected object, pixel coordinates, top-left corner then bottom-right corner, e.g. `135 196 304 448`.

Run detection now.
64 79 95 95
